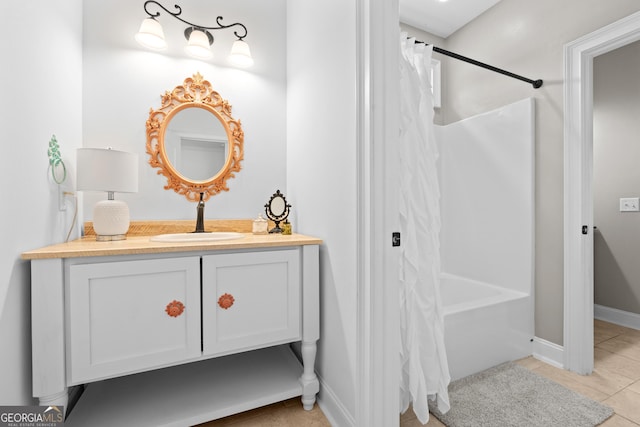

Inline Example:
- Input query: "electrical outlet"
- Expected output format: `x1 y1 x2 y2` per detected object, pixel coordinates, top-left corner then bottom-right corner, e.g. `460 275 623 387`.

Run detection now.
58 186 74 212
619 197 639 212
58 185 67 211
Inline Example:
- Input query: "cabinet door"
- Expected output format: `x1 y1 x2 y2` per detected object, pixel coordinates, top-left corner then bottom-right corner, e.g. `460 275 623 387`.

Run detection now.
67 257 201 384
202 249 300 356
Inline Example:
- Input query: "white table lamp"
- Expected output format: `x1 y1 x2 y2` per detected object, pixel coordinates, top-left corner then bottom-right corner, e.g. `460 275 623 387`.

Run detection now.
77 148 139 241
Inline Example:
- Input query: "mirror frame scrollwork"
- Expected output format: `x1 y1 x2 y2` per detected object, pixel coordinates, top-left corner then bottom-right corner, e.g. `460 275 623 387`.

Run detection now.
146 73 244 202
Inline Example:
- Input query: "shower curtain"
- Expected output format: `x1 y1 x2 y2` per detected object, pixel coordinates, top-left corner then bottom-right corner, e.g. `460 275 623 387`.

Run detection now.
398 33 451 424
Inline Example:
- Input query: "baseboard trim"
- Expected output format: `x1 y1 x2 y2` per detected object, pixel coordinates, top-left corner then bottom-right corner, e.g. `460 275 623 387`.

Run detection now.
316 373 355 427
532 337 564 369
595 304 640 330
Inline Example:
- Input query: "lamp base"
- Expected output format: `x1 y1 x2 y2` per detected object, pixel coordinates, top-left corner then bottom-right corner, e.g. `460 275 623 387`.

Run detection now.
96 234 127 242
93 199 130 241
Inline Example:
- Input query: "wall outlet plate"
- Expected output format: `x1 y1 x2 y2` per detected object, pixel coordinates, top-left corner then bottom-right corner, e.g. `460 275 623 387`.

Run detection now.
58 185 67 212
619 197 639 212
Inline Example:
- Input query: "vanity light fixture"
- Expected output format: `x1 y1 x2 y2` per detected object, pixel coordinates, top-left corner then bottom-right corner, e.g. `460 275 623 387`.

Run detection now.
135 1 254 67
77 148 139 241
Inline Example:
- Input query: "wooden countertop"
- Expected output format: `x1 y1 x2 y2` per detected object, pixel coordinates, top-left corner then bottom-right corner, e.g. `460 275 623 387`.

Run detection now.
21 233 322 260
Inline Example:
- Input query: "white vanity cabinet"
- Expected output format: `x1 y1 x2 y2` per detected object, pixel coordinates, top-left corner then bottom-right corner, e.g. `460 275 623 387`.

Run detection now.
23 234 320 427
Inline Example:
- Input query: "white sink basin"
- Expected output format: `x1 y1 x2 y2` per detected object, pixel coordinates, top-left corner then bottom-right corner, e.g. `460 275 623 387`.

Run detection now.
150 232 245 243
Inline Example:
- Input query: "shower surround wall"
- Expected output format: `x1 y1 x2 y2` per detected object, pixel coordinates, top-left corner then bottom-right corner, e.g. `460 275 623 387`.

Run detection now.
437 98 535 379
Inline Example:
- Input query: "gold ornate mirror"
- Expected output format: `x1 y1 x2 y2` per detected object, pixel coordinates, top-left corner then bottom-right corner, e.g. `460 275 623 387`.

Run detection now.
146 73 244 202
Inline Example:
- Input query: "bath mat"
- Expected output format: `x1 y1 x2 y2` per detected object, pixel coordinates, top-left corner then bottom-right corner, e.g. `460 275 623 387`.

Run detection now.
429 362 613 427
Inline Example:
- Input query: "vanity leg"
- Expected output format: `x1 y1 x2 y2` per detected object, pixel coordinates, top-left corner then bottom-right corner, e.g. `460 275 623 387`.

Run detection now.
300 245 320 411
300 340 319 410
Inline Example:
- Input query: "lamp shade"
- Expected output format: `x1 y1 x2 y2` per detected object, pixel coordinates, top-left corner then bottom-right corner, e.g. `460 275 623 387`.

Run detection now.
135 17 167 50
185 29 213 59
77 148 138 193
77 148 138 241
228 40 254 67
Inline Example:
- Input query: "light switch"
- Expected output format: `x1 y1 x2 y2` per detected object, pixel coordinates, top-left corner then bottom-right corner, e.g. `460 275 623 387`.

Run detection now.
620 197 640 212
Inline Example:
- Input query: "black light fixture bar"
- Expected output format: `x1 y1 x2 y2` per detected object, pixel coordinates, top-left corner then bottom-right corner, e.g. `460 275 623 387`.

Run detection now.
142 0 248 41
414 39 543 89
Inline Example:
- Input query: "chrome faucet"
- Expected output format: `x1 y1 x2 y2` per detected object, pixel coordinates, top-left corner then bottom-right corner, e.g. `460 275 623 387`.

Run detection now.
194 193 205 233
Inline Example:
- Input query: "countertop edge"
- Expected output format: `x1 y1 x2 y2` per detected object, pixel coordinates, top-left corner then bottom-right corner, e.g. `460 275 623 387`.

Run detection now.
21 233 323 260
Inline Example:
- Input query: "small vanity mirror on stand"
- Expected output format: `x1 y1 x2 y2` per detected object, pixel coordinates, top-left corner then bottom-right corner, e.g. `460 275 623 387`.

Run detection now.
145 73 244 232
264 190 291 233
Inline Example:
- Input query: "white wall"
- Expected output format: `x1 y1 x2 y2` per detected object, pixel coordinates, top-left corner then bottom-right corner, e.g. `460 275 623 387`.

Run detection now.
0 1 83 404
287 1 358 425
0 0 285 407
4 1 360 418
439 98 534 294
82 0 287 223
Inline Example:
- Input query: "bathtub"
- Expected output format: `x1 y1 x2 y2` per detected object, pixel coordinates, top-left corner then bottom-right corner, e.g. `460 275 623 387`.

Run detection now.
440 273 533 381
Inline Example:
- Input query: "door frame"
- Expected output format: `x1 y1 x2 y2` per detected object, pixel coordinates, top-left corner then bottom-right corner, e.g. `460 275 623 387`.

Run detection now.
355 0 400 425
563 11 640 374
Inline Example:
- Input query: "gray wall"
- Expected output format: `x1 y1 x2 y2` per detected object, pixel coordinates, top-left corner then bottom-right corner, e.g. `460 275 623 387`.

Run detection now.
593 40 640 315
403 0 640 345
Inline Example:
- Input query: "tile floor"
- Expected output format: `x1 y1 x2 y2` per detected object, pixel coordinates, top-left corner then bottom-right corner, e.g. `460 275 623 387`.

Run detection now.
197 319 640 426
195 397 330 426
402 319 640 427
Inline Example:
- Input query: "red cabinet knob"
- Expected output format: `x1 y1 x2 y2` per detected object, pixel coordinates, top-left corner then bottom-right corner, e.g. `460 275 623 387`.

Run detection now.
218 293 235 309
165 300 185 317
